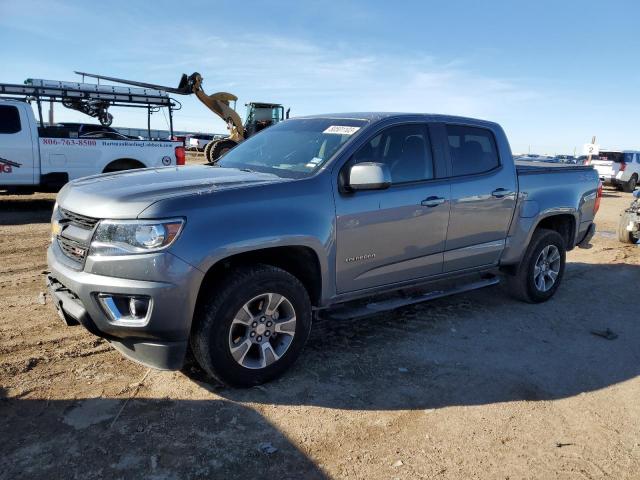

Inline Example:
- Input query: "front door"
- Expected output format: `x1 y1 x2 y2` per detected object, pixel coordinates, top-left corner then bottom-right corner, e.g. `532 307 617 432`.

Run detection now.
0 104 36 185
334 123 451 293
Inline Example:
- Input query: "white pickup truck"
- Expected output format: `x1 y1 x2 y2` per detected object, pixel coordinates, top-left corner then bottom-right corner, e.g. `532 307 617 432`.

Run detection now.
0 99 185 190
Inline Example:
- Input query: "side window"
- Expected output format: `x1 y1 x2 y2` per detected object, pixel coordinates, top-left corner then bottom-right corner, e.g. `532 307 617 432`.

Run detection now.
0 105 22 134
446 125 499 176
352 124 434 183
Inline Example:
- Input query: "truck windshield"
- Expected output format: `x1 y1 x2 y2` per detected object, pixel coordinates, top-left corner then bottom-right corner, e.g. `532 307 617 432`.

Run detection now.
216 118 367 178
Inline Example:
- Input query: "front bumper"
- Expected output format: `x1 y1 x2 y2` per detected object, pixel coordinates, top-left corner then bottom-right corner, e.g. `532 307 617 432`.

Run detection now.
599 174 625 186
46 241 204 370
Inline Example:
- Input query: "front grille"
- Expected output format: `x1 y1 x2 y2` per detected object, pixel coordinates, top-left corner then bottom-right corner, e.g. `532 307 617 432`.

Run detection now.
57 236 89 262
56 208 99 263
60 208 99 230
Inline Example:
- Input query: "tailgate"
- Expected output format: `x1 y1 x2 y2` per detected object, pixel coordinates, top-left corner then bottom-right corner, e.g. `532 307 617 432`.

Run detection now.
591 159 618 178
592 151 626 179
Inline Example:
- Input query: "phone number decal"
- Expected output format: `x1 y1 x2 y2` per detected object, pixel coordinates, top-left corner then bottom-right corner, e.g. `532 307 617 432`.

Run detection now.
41 139 174 148
41 138 97 146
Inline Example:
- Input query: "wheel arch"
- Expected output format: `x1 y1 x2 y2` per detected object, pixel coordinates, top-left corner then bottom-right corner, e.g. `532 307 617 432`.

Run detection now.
500 210 579 267
103 158 146 173
534 213 577 250
195 245 324 313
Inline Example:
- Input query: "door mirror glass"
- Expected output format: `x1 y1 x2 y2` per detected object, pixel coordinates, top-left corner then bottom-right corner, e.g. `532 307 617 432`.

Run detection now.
348 162 391 190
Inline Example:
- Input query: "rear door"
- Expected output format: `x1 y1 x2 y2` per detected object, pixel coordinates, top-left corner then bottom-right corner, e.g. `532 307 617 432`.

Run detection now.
443 123 517 272
334 122 451 293
0 103 36 185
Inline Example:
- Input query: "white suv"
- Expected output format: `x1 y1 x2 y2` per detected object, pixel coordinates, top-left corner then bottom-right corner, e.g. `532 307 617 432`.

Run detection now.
592 150 640 192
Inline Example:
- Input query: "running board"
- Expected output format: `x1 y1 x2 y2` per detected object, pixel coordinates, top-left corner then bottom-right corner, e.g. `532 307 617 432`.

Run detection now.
324 275 500 321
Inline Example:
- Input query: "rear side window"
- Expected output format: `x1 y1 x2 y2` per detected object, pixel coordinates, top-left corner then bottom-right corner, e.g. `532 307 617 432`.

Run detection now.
0 105 21 134
599 151 625 163
447 125 499 176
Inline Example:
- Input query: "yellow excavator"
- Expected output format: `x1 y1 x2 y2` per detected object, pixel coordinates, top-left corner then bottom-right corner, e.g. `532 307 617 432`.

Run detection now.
75 71 289 162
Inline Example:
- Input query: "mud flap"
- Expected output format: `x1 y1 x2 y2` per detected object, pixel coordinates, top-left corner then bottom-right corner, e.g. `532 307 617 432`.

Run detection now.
577 223 596 248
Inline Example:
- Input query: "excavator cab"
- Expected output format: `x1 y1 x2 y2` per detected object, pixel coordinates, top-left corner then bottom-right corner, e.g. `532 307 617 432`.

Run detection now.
244 103 287 137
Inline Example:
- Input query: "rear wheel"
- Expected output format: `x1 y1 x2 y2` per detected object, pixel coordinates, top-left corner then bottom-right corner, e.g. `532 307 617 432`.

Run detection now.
623 174 638 193
504 228 566 303
618 212 637 244
190 265 312 387
206 139 238 163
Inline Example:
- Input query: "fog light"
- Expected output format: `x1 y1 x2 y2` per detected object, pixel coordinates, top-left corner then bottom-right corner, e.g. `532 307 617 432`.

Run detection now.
97 294 151 326
129 297 149 318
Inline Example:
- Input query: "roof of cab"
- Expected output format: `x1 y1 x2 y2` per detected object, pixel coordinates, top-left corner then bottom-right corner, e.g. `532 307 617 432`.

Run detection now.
294 112 500 128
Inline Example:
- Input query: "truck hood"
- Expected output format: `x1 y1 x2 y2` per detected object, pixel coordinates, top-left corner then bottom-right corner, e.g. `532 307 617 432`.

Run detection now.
57 165 285 218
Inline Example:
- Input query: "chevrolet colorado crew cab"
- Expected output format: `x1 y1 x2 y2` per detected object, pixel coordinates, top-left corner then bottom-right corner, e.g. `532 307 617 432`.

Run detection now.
47 113 600 386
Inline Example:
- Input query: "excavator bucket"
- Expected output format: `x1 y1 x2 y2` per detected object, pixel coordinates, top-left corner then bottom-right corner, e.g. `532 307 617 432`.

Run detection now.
176 74 190 92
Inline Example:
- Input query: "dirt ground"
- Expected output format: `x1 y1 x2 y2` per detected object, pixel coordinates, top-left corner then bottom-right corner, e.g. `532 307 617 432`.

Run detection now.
1 176 639 479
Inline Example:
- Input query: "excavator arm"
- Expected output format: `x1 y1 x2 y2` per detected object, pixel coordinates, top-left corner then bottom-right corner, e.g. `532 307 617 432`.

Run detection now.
187 74 245 142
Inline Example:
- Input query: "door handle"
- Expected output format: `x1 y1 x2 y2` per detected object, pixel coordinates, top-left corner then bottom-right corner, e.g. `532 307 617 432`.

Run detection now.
491 188 513 198
421 196 446 207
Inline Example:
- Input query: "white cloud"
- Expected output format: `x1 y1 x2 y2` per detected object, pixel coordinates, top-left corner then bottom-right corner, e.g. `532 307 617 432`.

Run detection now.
2 10 546 147
107 30 541 123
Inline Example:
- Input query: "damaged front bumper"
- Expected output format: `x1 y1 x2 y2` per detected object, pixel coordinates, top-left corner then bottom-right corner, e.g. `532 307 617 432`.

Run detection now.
46 241 204 370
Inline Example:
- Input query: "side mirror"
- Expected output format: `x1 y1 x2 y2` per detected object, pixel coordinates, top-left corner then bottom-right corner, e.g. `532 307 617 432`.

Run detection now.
348 162 391 191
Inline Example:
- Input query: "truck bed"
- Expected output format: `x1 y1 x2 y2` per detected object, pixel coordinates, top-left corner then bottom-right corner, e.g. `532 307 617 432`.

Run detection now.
515 160 594 175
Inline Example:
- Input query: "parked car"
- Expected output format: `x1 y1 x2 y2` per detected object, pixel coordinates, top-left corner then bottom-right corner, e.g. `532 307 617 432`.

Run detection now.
554 155 578 164
47 112 600 386
57 122 121 138
187 134 215 151
76 130 131 140
618 190 640 244
0 99 185 190
591 150 640 192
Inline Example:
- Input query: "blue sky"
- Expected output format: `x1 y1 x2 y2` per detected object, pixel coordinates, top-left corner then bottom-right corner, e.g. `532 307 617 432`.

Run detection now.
1 0 639 153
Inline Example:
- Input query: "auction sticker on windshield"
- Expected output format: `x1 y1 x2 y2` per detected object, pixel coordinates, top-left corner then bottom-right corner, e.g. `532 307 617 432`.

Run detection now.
323 126 361 135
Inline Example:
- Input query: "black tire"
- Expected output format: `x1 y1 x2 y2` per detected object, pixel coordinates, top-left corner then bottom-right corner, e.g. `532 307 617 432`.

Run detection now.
504 228 566 303
623 174 638 193
207 139 238 163
203 141 214 162
190 264 312 387
618 212 637 244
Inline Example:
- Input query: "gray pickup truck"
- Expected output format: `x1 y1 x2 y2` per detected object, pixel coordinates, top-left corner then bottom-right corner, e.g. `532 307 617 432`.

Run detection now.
47 113 600 386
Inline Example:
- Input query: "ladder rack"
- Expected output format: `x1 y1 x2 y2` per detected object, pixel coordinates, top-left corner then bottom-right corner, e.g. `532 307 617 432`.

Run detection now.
0 77 180 137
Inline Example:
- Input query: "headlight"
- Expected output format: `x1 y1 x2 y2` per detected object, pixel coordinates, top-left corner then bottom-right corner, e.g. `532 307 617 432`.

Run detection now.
89 219 184 256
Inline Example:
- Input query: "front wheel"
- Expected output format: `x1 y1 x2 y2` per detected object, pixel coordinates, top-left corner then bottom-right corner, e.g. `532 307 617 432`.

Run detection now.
504 228 566 303
190 265 312 387
623 174 638 193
